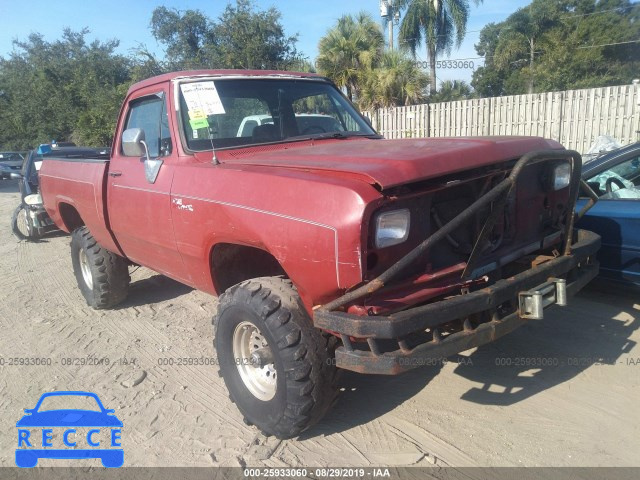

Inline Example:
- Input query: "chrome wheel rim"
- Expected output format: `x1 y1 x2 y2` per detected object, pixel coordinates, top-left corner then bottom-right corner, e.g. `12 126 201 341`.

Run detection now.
79 249 93 290
232 321 277 401
16 208 30 237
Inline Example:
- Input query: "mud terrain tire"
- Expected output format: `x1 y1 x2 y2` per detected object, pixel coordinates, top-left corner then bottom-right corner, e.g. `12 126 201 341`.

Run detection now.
214 276 339 439
71 226 129 309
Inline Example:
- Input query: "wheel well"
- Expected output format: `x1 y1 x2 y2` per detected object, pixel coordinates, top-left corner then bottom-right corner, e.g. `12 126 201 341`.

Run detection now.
58 203 84 232
211 243 287 293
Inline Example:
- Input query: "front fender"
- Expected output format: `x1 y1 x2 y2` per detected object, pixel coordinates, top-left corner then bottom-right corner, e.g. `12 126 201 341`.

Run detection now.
170 163 380 305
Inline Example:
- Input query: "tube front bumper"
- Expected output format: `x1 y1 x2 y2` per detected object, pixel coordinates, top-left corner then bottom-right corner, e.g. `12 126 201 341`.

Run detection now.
314 229 601 375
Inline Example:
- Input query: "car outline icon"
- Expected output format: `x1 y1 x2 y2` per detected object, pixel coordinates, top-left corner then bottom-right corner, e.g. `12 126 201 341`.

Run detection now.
15 391 123 468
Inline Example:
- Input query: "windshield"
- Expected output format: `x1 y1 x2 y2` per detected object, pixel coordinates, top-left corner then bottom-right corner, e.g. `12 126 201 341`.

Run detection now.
178 78 376 151
586 154 640 200
0 152 24 162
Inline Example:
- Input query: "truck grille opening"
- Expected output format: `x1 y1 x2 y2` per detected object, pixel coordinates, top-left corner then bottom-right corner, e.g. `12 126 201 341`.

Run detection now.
428 176 510 271
366 160 569 288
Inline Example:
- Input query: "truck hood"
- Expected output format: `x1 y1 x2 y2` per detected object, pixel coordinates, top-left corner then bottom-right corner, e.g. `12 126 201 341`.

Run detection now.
221 136 565 189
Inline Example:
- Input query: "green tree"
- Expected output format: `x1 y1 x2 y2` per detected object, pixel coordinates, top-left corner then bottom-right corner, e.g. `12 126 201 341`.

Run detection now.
316 12 384 101
0 29 132 149
149 1 301 71
129 46 167 83
358 50 430 109
491 2 560 93
397 0 482 93
210 0 301 69
150 7 213 69
472 0 640 96
470 22 506 96
0 3 304 150
430 79 473 102
288 59 316 73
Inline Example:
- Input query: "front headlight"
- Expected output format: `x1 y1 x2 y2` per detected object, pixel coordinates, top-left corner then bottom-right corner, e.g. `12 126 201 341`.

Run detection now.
552 162 571 190
375 209 410 249
24 194 43 206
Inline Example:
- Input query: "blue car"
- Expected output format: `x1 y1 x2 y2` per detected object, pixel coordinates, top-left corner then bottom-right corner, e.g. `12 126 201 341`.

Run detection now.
15 391 123 468
578 142 640 285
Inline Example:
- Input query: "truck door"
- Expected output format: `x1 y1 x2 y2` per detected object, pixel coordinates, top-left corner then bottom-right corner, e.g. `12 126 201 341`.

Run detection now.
107 88 188 283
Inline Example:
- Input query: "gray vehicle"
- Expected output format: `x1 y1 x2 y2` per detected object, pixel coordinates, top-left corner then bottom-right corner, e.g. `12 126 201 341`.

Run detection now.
0 152 25 179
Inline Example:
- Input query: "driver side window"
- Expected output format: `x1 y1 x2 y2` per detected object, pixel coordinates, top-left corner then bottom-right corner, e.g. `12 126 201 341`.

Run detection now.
123 95 172 158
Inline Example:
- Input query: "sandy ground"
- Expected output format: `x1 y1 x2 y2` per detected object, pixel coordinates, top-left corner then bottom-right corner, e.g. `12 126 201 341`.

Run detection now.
0 177 639 469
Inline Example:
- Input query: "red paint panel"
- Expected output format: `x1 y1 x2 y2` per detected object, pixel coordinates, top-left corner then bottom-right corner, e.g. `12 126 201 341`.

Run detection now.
106 83 189 283
218 136 565 189
128 69 321 95
40 159 119 253
170 161 380 306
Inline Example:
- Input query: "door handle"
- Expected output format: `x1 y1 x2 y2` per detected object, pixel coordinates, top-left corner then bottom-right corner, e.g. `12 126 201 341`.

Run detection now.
109 171 122 177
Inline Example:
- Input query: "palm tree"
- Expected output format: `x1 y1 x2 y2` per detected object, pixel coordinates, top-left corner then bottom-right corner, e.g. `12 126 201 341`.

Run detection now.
397 0 481 93
316 12 384 101
491 3 558 94
430 79 473 102
358 50 429 109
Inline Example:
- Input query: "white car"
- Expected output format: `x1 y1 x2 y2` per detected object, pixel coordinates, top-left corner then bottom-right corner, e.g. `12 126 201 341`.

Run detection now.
236 114 344 138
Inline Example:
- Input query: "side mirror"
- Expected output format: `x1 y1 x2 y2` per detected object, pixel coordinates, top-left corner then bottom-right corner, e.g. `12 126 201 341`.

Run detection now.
122 127 163 184
122 128 148 158
10 172 23 180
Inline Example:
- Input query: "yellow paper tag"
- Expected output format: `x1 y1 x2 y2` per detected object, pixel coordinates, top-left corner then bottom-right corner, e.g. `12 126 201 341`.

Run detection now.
188 109 206 120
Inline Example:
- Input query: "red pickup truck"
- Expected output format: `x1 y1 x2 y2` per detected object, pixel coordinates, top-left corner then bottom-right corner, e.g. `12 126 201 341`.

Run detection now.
41 70 600 439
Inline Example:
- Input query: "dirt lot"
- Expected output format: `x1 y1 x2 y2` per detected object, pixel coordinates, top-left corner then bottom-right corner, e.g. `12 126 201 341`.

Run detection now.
0 178 639 468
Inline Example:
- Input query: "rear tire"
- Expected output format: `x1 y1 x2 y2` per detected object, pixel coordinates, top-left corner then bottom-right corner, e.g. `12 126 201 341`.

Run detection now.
71 226 129 309
214 276 339 439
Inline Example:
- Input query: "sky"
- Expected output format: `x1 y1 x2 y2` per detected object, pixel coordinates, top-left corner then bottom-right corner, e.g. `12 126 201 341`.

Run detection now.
0 0 531 85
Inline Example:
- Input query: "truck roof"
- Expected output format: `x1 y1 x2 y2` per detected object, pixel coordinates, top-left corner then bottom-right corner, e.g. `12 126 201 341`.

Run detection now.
128 69 323 95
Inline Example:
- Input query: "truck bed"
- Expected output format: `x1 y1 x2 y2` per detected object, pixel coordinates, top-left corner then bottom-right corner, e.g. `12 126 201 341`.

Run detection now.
40 156 121 254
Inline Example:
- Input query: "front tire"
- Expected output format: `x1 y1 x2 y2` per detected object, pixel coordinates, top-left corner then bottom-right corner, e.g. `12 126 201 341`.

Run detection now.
214 277 339 439
11 205 37 240
71 226 130 309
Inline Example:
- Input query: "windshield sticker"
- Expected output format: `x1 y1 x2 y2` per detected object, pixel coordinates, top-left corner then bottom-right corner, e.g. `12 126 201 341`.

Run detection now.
189 118 209 130
180 82 225 116
188 108 206 120
187 108 210 130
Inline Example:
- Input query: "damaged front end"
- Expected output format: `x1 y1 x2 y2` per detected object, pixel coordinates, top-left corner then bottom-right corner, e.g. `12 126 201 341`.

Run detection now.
24 194 57 236
314 150 601 375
